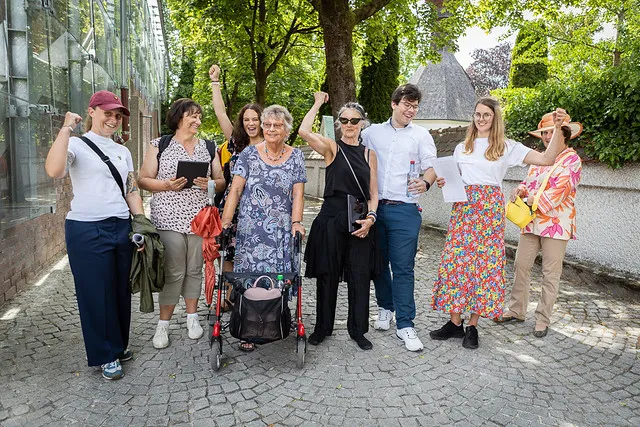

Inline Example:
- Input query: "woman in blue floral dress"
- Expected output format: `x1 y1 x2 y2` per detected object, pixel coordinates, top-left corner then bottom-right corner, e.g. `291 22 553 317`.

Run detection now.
221 104 306 273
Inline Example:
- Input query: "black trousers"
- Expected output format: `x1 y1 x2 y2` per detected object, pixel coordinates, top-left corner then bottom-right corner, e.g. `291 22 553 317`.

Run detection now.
313 233 371 339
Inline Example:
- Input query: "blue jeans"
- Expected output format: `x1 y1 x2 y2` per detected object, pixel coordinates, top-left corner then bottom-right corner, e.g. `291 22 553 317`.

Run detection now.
374 203 422 329
66 218 133 366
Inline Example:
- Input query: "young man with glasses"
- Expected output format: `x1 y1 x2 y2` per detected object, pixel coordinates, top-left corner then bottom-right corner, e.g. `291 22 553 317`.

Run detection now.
361 83 437 351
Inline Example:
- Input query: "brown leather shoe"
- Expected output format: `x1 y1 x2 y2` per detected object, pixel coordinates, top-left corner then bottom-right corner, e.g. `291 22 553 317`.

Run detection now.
493 313 525 323
533 326 549 338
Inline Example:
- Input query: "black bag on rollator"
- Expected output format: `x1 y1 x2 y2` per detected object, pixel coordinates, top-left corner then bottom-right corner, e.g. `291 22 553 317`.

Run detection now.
229 277 291 343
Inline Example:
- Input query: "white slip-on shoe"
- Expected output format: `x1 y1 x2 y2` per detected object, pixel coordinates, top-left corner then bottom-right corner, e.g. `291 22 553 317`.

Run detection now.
153 323 170 349
187 316 204 340
396 327 424 352
373 308 393 331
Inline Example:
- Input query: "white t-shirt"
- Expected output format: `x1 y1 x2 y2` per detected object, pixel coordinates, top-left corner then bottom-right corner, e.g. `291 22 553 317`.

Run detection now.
66 131 134 221
454 138 531 187
362 119 437 203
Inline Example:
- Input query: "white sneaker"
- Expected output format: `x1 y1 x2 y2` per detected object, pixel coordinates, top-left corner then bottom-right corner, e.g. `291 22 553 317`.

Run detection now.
396 327 424 352
374 308 393 331
153 323 170 349
187 316 204 340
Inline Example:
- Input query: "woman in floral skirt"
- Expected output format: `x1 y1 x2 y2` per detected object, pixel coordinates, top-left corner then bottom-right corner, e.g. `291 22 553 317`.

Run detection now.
429 97 568 350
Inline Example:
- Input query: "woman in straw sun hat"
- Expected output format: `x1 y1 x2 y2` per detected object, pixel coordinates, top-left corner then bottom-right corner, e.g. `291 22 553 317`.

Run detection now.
495 111 583 338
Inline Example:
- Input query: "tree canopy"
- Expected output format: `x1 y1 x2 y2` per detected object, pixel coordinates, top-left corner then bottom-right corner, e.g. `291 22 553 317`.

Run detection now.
164 0 471 129
466 42 512 97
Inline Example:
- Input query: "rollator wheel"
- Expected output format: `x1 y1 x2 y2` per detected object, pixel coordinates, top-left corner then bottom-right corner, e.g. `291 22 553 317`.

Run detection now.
211 338 222 371
296 336 306 369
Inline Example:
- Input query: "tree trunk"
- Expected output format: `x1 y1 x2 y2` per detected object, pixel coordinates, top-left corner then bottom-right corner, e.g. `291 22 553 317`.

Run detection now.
316 1 357 117
613 9 625 67
254 0 268 105
255 53 267 105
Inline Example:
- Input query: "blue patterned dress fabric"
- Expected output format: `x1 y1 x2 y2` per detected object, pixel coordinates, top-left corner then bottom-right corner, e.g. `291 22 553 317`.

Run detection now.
232 145 307 273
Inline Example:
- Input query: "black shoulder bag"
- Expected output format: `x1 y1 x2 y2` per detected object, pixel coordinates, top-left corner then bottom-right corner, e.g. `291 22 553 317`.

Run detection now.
79 136 126 199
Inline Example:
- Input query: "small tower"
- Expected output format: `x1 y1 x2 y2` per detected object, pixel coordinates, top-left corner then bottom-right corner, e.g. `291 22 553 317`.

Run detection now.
409 50 476 130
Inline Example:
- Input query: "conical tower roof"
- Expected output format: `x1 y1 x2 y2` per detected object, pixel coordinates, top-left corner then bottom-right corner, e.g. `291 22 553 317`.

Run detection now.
409 51 476 122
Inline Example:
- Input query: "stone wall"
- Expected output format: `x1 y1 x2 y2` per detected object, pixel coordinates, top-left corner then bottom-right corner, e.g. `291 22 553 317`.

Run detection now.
0 178 71 305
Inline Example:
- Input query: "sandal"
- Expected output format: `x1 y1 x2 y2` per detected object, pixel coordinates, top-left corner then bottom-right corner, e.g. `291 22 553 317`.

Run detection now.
238 341 255 352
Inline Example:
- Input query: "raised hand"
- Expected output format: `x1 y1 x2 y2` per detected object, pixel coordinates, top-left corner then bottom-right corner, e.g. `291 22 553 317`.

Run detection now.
209 64 221 82
63 112 82 130
314 91 329 105
553 108 567 127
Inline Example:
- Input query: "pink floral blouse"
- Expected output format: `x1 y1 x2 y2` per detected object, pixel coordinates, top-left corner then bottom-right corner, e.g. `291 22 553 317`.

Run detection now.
519 148 582 240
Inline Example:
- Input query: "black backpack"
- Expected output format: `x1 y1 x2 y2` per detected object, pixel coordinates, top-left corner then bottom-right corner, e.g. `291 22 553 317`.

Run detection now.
157 134 218 166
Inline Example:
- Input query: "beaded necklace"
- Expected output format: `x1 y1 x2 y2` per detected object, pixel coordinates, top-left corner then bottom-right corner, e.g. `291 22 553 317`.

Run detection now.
264 144 286 161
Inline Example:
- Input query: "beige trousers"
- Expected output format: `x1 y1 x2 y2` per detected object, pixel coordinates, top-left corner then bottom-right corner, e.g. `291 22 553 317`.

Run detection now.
157 230 204 305
507 233 568 327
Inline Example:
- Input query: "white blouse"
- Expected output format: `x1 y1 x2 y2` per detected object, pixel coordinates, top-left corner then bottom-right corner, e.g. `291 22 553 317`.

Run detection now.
454 138 531 187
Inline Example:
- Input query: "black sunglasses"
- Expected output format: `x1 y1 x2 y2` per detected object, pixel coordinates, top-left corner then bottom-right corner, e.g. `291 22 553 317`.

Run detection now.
338 117 362 125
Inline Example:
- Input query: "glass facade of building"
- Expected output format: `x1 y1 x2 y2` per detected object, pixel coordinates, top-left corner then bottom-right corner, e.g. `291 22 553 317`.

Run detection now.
0 0 166 231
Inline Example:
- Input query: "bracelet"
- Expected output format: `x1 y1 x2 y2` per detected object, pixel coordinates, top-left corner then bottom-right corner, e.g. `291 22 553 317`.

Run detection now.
64 125 74 132
211 81 220 85
423 179 431 191
292 220 302 225
366 215 376 224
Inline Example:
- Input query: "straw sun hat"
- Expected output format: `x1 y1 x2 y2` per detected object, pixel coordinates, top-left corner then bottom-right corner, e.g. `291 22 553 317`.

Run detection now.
528 112 583 139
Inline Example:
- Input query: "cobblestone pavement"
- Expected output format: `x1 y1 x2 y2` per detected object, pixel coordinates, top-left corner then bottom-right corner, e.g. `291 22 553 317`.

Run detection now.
1 198 639 427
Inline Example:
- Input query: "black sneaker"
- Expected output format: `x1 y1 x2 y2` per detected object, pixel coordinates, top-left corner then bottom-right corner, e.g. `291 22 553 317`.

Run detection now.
429 320 465 340
119 349 133 362
308 332 326 346
462 325 479 349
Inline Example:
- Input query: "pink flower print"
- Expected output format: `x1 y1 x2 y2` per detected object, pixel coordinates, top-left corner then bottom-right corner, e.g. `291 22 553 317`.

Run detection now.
527 180 538 192
540 217 563 238
547 175 559 188
570 168 581 185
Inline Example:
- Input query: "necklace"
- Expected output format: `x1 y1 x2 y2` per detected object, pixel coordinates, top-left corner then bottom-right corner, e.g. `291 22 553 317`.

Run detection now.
264 144 286 161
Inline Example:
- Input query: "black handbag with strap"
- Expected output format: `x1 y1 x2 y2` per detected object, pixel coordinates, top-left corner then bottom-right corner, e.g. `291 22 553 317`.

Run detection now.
79 135 126 199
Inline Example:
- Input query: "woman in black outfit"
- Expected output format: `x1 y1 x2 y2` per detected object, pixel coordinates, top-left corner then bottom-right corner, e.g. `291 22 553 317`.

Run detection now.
298 92 379 350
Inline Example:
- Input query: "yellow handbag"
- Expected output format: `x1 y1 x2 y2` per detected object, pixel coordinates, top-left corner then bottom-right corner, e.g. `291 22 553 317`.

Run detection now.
506 196 536 228
506 152 573 228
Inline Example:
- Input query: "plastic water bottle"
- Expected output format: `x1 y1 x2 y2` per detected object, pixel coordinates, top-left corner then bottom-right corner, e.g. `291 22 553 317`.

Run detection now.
406 160 419 197
276 274 284 290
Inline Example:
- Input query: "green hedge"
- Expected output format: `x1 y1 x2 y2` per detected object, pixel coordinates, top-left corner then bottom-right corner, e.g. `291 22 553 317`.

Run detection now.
494 58 640 169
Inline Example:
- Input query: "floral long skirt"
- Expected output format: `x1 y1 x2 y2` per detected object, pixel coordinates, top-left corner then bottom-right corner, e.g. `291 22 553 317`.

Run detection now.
432 185 506 319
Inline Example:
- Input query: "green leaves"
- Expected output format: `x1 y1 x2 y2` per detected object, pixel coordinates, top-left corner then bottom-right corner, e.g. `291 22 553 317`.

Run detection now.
496 55 640 168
